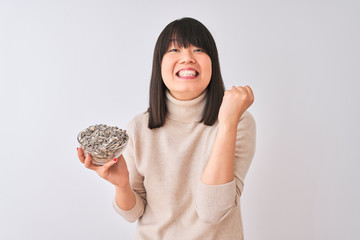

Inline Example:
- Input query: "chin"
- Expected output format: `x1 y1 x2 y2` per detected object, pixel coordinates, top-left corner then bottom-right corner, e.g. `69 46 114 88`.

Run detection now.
172 89 203 100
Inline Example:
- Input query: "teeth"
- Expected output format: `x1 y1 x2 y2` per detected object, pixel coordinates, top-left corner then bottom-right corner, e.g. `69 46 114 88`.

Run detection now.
178 70 197 77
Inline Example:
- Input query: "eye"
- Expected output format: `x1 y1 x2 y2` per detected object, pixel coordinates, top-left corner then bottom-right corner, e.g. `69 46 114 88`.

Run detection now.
169 48 179 52
194 48 205 53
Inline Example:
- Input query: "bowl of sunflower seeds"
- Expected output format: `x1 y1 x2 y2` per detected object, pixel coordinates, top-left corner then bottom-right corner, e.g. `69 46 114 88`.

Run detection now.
77 124 129 165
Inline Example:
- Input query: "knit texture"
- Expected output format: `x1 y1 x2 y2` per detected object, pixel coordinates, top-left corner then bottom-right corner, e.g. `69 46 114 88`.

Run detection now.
113 90 256 240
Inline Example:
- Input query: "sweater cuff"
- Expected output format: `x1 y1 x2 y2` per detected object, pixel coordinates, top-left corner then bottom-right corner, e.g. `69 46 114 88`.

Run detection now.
112 192 144 223
196 179 236 224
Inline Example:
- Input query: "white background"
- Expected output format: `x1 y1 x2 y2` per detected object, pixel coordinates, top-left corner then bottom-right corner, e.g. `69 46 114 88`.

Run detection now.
1 0 359 239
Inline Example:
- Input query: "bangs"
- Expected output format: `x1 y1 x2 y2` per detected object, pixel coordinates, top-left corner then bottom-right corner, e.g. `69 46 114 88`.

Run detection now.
159 18 214 57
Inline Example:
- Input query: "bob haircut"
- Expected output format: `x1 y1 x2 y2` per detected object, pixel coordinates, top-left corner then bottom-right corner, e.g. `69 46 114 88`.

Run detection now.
148 17 225 129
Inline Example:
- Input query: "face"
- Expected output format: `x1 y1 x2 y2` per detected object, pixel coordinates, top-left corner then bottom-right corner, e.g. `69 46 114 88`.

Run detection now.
161 41 212 100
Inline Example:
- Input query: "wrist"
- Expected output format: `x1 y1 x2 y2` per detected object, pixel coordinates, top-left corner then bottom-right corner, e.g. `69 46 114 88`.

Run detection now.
115 182 131 191
218 121 238 132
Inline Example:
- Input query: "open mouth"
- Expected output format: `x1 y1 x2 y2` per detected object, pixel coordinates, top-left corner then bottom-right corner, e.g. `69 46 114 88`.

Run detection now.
176 69 199 78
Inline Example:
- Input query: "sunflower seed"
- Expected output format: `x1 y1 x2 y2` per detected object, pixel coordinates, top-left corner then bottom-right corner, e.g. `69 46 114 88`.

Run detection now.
77 124 129 164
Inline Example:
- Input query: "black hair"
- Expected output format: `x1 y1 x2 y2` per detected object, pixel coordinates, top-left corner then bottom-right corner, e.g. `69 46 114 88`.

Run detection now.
148 17 225 129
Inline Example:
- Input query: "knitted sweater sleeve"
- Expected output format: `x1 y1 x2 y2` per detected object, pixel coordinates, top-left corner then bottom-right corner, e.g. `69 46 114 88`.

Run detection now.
112 118 146 222
196 111 256 224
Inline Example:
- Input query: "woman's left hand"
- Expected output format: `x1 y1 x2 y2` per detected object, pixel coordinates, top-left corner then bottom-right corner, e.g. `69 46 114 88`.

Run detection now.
218 85 254 127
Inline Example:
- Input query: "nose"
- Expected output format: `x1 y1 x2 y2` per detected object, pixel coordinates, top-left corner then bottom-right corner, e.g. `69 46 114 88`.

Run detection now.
179 49 196 64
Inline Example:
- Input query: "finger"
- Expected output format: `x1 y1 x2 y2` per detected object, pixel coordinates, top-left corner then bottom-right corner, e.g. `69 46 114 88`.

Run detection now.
232 85 245 93
77 147 85 163
102 157 118 171
97 157 119 179
84 154 99 171
244 85 254 101
236 86 246 92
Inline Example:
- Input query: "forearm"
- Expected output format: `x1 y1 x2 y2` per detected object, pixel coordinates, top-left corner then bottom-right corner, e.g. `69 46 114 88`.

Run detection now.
115 184 136 211
201 123 237 185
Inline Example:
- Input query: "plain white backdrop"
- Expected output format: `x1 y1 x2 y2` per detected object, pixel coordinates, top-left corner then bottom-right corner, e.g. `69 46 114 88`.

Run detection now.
1 0 359 239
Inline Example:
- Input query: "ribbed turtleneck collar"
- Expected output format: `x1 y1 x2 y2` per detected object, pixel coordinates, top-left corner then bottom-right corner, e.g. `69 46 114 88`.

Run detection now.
165 90 207 123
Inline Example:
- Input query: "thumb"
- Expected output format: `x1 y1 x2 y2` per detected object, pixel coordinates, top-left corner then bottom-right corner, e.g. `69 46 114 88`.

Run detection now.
103 157 118 170
97 157 118 178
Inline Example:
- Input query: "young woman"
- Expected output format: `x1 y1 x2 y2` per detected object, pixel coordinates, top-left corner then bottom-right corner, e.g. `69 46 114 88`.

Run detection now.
77 17 255 240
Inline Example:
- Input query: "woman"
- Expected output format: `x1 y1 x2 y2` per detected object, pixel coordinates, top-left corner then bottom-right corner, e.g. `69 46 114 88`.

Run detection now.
77 17 255 239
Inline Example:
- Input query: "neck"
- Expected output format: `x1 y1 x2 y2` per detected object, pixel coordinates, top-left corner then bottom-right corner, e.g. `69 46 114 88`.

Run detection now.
166 90 207 123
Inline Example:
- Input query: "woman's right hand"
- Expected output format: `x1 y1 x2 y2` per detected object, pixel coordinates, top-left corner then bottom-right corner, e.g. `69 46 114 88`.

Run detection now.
77 148 130 188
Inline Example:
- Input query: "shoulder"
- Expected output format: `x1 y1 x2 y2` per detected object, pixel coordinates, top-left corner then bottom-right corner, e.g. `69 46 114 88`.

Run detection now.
126 111 149 135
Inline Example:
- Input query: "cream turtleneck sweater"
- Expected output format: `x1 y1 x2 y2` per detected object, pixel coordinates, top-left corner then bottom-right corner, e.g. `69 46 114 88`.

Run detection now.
113 90 256 240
